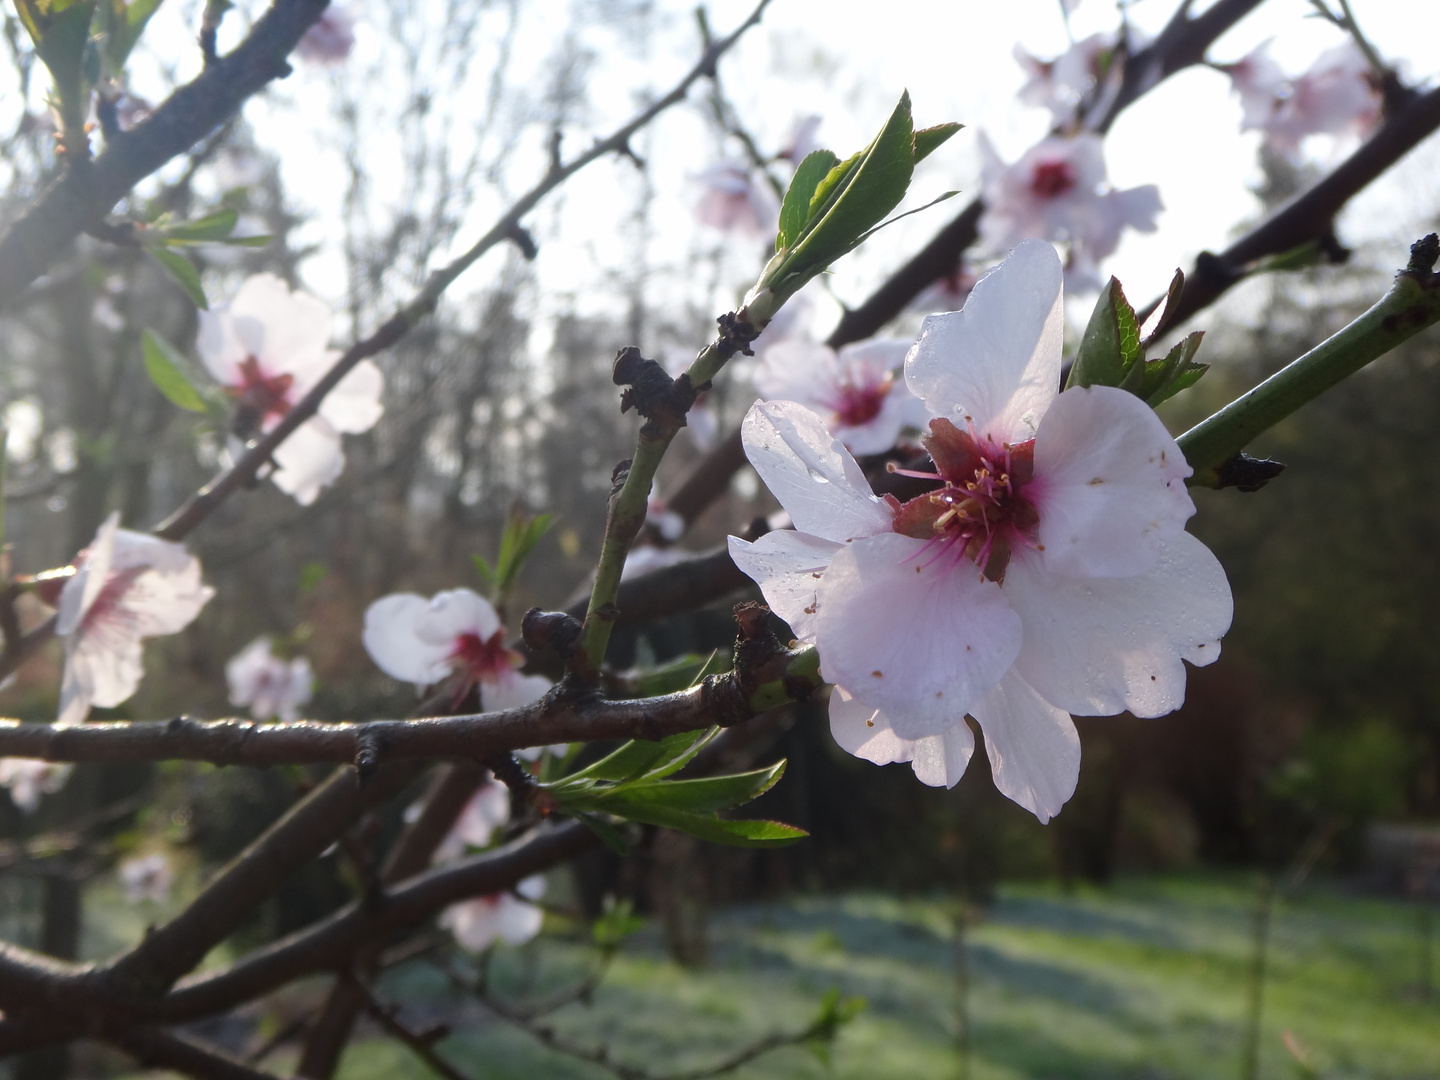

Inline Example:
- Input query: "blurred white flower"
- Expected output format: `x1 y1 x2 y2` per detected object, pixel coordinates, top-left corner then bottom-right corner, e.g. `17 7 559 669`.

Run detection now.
777 115 822 165
0 760 72 814
226 637 313 722
440 875 546 951
199 274 383 505
753 338 924 456
692 162 779 238
1223 39 1381 155
910 263 979 315
363 589 550 712
433 779 511 864
55 512 214 728
1014 33 1119 124
119 852 173 904
621 544 698 581
978 132 1161 290
295 7 356 65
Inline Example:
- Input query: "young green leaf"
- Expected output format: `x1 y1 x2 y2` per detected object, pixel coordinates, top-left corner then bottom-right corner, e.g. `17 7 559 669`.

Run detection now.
98 0 161 71
158 208 240 244
556 728 717 786
617 761 786 815
777 149 840 253
1143 331 1208 406
148 248 208 309
595 797 808 848
620 650 727 698
912 121 962 165
1067 277 1141 390
576 812 631 855
141 329 208 412
15 1 97 108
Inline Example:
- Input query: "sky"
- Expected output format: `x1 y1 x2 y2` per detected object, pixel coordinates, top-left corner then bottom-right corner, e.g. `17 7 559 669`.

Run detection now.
7 0 1439 345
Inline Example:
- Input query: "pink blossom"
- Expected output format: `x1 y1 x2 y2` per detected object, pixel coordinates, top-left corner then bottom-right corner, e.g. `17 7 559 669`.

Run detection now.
1014 33 1118 124
0 760 72 813
433 780 511 864
692 162 779 238
363 589 551 715
978 133 1161 290
753 338 925 456
198 274 383 505
295 7 355 65
1223 39 1380 155
910 263 979 315
119 853 174 904
54 512 215 728
728 241 1232 821
440 875 546 951
226 637 313 722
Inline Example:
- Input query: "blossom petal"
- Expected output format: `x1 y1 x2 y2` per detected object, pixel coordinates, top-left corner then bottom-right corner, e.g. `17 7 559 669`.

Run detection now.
971 670 1079 823
728 531 842 643
415 589 500 649
364 593 452 685
270 416 345 505
1032 385 1194 577
228 274 335 379
316 358 384 433
752 341 839 405
905 238 1064 444
58 511 119 637
484 672 551 712
741 400 893 543
66 630 145 711
829 688 915 764
815 532 1022 739
1005 530 1233 718
910 723 976 789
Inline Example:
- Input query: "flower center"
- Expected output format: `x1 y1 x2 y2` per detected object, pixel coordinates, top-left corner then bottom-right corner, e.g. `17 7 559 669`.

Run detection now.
891 418 1038 582
830 372 892 429
449 629 522 693
226 356 295 427
1029 159 1076 199
80 566 147 636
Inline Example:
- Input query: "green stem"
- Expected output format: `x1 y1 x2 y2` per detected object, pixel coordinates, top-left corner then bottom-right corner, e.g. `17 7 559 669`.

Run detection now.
1179 244 1440 485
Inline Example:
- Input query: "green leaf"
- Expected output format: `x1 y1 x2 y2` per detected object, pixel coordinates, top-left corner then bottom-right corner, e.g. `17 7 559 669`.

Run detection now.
218 234 273 248
776 149 839 253
782 91 917 284
559 728 714 785
493 508 553 594
617 762 786 815
576 813 631 855
592 897 644 948
1067 277 1141 391
16 1 97 105
141 329 208 412
912 122 962 165
1139 267 1184 352
148 247 208 308
158 208 239 244
99 0 161 70
597 797 808 848
1142 331 1208 406
471 553 496 588
621 650 727 698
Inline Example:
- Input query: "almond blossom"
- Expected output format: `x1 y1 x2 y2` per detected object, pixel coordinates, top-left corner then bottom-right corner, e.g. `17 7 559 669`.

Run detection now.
0 760 72 813
363 589 551 715
432 779 512 865
56 512 215 728
777 115 823 166
119 853 174 904
1222 39 1381 155
728 241 1232 822
692 162 779 238
440 875 546 952
978 133 1161 290
198 274 383 506
295 7 356 65
753 338 926 456
1014 32 1118 124
225 637 314 722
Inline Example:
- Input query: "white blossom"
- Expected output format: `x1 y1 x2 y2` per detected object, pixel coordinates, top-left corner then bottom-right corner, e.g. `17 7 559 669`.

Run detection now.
440 875 546 952
1222 39 1381 155
729 241 1231 822
753 338 925 456
363 589 550 716
295 7 356 65
692 162 779 238
198 274 383 505
55 512 215 728
433 779 512 864
119 853 174 904
226 637 313 722
0 760 72 814
978 133 1161 290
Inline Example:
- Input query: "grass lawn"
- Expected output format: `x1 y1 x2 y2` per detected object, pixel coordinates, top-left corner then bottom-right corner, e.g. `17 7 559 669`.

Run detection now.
320 875 1438 1080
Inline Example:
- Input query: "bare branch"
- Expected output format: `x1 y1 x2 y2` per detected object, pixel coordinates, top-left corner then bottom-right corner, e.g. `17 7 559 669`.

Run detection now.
350 975 477 1080
108 1025 285 1080
0 0 330 308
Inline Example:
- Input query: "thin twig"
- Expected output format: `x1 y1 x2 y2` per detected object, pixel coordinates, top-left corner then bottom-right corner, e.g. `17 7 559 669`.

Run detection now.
349 974 476 1080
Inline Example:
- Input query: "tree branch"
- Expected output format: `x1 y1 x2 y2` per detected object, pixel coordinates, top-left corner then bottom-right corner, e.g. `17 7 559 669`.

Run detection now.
107 1025 286 1080
0 0 330 309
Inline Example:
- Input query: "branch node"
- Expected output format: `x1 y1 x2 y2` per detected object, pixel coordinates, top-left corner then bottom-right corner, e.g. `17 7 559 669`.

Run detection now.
355 729 383 782
1406 232 1439 277
715 310 761 358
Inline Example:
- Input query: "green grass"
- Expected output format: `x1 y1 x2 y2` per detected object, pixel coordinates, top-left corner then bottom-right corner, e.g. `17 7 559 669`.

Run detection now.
322 875 1437 1080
